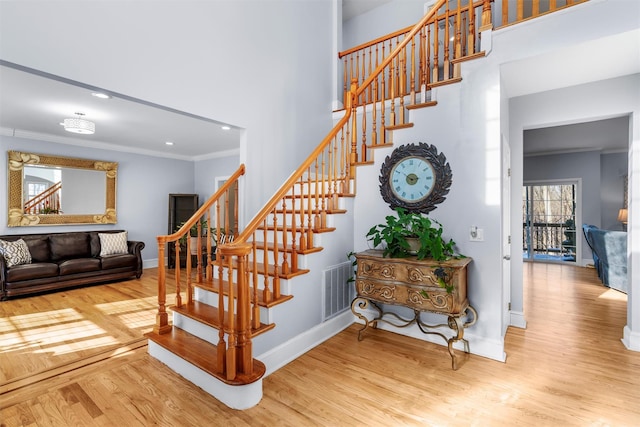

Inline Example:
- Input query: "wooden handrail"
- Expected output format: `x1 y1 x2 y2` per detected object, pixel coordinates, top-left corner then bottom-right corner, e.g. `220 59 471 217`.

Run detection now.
339 24 414 58
497 0 588 29
234 114 353 244
338 0 588 108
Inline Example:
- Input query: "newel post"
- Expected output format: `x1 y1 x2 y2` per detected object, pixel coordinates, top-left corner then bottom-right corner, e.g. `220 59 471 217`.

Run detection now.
219 242 254 379
154 236 171 334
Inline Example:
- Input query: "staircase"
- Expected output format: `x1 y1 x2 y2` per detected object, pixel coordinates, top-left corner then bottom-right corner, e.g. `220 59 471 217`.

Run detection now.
145 0 588 410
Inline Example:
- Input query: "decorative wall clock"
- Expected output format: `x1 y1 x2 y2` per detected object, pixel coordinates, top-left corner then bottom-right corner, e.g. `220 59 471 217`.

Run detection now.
379 142 452 213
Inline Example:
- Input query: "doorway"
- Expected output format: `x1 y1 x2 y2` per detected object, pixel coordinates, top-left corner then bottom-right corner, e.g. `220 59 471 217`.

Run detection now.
522 180 579 264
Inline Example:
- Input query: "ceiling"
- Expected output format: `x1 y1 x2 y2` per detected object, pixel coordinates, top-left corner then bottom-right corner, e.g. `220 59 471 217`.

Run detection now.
0 63 241 160
523 116 630 157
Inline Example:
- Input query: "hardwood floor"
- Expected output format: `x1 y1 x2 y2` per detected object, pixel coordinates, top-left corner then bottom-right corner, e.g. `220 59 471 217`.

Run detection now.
1 263 639 426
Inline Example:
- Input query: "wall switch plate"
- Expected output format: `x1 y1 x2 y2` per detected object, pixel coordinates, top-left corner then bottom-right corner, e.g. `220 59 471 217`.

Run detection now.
470 226 484 242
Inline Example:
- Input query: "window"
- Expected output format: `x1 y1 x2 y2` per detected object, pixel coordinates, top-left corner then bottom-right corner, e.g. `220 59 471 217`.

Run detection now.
523 182 577 263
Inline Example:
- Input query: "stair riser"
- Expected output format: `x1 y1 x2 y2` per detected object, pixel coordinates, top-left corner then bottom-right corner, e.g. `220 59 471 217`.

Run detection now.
147 341 263 410
194 286 274 324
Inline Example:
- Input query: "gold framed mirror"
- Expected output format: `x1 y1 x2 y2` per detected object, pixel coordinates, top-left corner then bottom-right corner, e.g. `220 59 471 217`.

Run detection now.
7 151 117 226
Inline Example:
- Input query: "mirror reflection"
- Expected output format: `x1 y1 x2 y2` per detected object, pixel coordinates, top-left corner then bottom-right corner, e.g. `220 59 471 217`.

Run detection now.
8 151 117 226
23 165 107 215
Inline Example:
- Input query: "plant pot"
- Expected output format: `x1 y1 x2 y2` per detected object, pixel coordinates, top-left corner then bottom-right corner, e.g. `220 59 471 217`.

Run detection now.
406 237 421 255
189 236 199 255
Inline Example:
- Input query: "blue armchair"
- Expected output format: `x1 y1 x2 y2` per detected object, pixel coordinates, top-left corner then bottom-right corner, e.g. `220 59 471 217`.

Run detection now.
582 224 628 293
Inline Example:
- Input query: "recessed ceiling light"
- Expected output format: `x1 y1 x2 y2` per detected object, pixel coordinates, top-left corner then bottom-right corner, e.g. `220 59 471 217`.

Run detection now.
221 125 231 130
165 141 174 146
91 92 111 99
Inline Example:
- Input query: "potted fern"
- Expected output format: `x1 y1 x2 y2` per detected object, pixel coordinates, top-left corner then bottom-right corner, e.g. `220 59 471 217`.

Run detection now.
366 208 464 294
366 208 461 261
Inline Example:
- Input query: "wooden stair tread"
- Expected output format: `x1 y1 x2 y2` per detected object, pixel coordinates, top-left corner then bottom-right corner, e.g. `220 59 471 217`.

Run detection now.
273 208 347 215
406 100 438 110
352 160 375 166
385 123 414 131
145 327 265 386
257 224 336 234
254 241 324 255
172 301 275 338
368 142 394 149
283 193 352 201
450 51 486 64
193 280 294 308
214 259 310 280
428 77 463 88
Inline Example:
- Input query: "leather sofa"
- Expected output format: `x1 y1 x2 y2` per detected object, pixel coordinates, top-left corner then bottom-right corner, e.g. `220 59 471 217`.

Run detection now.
582 224 627 293
0 230 144 300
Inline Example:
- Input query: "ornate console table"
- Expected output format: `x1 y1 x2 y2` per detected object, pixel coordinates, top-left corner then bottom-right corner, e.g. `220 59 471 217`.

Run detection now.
351 250 477 370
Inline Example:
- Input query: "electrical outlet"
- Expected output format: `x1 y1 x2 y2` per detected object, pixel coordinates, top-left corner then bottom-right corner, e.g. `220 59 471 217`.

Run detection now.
470 226 484 242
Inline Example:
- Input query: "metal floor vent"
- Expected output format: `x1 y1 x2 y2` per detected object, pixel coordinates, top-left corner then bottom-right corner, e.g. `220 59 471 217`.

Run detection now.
322 261 354 321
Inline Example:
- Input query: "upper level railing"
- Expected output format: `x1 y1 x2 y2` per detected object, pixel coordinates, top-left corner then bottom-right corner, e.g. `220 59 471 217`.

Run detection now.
339 0 491 109
338 0 588 109
497 0 587 28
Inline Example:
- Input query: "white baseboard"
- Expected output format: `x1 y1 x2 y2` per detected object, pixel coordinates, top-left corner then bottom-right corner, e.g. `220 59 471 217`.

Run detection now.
256 310 355 377
622 325 640 352
356 317 506 363
147 341 262 410
510 311 527 329
143 258 159 268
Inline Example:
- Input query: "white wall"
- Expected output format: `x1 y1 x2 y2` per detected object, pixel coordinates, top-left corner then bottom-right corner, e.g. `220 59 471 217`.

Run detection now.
601 152 629 230
342 0 426 49
352 70 507 361
0 0 335 223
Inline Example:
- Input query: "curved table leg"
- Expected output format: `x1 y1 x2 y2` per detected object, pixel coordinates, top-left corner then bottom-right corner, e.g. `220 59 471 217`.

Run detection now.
351 297 383 341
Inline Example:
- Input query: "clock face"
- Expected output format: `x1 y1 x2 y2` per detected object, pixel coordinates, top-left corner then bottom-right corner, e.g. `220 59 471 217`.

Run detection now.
379 142 452 214
390 156 435 202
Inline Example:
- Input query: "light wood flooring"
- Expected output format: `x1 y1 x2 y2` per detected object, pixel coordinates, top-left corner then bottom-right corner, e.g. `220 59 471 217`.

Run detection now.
1 263 639 426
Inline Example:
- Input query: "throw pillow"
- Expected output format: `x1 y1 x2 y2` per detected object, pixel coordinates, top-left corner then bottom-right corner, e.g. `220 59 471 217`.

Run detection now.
0 238 32 267
99 232 128 256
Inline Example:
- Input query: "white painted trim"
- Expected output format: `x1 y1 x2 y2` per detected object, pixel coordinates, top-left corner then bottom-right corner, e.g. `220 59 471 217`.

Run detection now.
148 341 263 410
353 309 507 363
509 311 527 329
622 325 640 352
256 310 355 377
143 258 159 268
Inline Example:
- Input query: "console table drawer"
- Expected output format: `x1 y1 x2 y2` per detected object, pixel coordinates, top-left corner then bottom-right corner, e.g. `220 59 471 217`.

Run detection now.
355 250 471 315
355 279 463 313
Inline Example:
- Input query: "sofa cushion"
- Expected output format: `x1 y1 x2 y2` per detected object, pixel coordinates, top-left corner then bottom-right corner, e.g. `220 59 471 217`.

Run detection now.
0 238 32 267
6 262 58 282
58 258 101 275
99 231 128 256
23 236 50 262
101 253 137 270
50 233 91 261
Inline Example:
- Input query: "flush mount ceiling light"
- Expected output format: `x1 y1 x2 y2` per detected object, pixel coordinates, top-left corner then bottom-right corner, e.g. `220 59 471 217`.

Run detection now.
63 112 95 134
91 92 111 99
